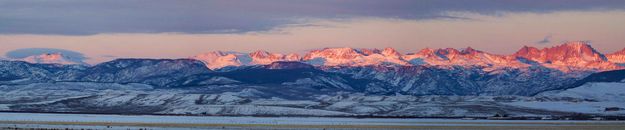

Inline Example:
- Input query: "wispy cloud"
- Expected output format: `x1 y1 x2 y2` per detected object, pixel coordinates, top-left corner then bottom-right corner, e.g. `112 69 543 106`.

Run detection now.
536 35 553 44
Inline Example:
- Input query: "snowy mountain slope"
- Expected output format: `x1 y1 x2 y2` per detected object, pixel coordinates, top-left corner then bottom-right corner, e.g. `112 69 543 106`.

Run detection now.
509 84 625 115
539 82 625 102
0 60 86 84
210 63 393 92
503 69 625 115
322 65 578 96
0 58 587 96
537 69 625 102
79 59 212 87
0 82 590 117
0 59 389 93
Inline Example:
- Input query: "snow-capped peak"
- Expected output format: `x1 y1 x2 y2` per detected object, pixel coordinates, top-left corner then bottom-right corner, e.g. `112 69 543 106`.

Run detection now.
303 47 362 60
191 51 241 69
285 53 301 61
249 50 286 65
302 47 363 66
417 48 435 55
381 47 401 58
606 48 625 63
193 50 301 69
512 41 619 71
515 41 605 63
435 48 461 60
20 53 86 65
461 47 481 55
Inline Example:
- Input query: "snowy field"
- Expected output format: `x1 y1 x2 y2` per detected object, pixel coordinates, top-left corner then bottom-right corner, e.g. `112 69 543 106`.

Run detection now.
1 112 625 130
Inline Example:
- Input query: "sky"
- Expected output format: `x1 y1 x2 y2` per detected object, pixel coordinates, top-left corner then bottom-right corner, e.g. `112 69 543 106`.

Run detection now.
1 0 625 64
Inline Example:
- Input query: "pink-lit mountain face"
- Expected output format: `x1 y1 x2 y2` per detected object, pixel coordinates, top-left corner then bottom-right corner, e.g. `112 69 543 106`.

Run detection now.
607 48 625 64
301 47 410 66
190 51 241 69
191 41 624 72
512 41 619 71
191 51 301 69
18 53 86 65
1 41 622 97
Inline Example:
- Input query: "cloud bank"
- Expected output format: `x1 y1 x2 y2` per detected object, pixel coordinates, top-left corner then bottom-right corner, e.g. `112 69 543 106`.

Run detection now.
1 0 624 35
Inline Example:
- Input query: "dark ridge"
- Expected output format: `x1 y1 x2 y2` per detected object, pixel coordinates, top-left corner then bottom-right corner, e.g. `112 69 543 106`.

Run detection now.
535 69 625 96
264 61 314 70
572 69 625 85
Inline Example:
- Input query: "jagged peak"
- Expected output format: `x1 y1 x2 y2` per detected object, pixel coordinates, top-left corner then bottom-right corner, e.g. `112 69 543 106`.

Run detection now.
547 41 601 55
285 53 301 61
249 50 271 57
515 45 540 53
510 41 615 71
460 47 482 55
316 47 356 52
553 41 594 50
514 41 599 55
381 47 401 57
304 47 363 59
250 50 286 59
606 48 625 63
415 48 435 55
512 46 542 61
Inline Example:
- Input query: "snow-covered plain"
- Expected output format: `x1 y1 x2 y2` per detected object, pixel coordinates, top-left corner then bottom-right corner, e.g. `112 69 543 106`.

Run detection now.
503 82 625 115
1 112 623 126
2 112 625 130
538 82 625 102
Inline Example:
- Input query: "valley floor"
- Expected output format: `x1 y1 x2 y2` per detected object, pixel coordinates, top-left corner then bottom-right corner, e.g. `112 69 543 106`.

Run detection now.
1 112 625 130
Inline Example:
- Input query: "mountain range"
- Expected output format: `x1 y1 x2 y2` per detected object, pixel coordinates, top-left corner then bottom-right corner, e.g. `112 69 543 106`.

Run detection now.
1 41 624 96
191 41 624 72
1 41 624 117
